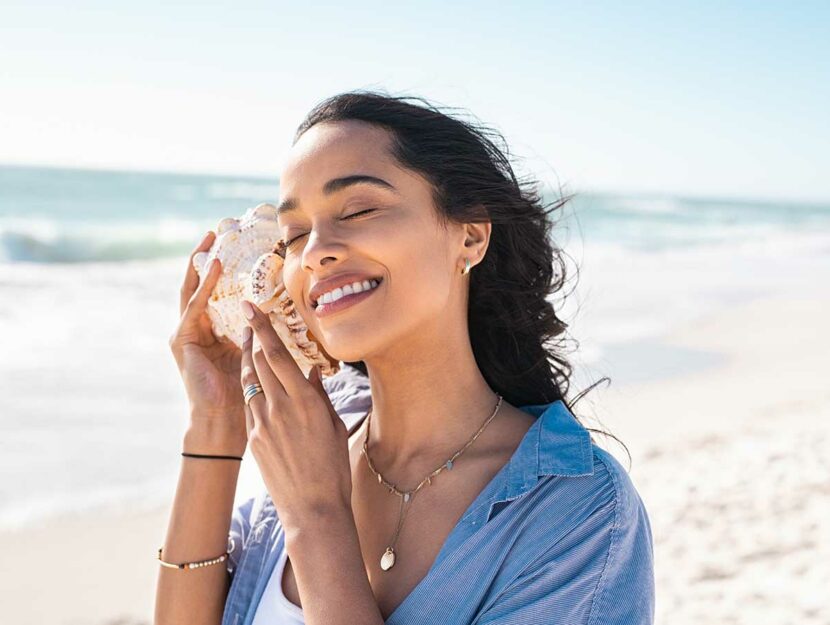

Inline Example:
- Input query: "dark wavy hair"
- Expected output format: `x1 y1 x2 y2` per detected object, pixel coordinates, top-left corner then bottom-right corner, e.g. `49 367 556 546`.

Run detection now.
293 90 629 467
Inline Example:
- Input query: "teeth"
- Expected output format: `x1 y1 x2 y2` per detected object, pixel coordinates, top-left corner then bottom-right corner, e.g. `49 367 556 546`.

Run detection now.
316 279 380 307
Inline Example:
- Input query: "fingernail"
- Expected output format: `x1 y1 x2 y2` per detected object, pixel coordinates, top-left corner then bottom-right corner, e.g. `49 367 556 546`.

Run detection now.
242 325 252 344
240 300 255 320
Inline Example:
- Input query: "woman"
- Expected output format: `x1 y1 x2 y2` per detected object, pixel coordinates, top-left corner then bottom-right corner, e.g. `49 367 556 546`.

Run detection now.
155 91 655 625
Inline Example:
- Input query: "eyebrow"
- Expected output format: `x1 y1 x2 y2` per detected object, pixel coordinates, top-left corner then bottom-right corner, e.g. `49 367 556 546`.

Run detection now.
276 175 398 216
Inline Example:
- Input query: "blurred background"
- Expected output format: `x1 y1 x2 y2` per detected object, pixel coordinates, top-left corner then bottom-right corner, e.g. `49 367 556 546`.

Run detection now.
1 2 828 623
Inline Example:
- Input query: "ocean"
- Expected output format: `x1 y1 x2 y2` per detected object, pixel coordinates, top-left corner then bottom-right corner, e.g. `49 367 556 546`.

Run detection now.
1 163 828 531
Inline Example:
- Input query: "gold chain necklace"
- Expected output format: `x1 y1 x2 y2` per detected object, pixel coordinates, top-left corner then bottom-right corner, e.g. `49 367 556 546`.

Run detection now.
360 394 504 571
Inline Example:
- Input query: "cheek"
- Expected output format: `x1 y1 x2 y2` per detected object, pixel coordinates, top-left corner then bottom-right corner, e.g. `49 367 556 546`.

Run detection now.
382 238 455 315
281 263 307 310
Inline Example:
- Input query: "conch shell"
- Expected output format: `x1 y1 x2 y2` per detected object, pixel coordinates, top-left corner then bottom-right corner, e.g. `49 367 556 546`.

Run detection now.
192 202 339 378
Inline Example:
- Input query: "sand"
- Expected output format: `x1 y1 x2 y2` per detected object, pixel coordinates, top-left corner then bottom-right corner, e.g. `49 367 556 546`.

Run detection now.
2 293 828 624
589 295 830 625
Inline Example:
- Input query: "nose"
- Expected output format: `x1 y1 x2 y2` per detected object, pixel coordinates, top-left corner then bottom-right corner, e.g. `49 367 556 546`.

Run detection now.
301 226 347 271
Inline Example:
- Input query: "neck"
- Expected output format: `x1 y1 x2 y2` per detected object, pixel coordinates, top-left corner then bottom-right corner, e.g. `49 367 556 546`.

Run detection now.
360 321 501 474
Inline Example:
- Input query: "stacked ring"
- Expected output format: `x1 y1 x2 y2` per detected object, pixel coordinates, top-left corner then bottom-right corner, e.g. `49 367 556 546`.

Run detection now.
243 383 264 405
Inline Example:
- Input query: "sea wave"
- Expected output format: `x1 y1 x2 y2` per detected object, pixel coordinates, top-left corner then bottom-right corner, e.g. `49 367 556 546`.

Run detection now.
0 216 210 263
2 196 829 264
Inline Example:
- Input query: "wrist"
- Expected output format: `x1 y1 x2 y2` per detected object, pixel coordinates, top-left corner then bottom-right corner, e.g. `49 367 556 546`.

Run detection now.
184 420 247 457
283 501 354 548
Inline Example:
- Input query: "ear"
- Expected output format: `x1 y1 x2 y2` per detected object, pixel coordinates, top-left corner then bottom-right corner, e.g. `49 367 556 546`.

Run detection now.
462 217 491 265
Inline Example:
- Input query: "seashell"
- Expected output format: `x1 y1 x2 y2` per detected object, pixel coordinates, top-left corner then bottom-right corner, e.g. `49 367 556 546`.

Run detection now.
380 547 396 570
191 203 339 378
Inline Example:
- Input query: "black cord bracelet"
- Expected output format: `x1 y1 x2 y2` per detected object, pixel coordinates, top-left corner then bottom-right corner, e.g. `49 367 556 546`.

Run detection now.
181 452 243 461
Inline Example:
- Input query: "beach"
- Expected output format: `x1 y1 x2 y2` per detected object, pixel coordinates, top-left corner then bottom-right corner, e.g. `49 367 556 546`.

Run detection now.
1 165 828 623
3 290 827 623
596 295 830 625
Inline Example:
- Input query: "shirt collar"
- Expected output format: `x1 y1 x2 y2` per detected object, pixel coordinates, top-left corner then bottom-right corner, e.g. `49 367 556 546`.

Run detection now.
503 399 595 500
260 400 594 531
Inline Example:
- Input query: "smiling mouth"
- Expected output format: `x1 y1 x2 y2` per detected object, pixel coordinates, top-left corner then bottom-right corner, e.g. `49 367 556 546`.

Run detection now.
312 277 383 309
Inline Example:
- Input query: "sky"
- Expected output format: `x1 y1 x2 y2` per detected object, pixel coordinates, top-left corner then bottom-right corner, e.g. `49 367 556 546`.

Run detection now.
1 1 828 202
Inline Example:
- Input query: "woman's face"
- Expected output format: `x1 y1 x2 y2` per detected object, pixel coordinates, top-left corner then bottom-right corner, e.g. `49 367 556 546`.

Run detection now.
276 120 467 364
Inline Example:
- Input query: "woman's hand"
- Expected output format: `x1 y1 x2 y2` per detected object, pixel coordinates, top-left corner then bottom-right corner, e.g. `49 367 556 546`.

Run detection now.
239 298 352 533
169 231 246 453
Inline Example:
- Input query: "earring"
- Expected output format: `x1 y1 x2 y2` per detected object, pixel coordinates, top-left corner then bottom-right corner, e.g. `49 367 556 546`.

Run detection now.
461 258 471 275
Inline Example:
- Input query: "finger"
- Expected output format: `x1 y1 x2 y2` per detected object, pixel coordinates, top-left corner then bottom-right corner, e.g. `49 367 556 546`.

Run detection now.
240 299 307 396
240 325 268 423
308 365 345 433
308 365 336 415
241 323 286 427
244 402 255 439
241 328 258 437
180 231 216 315
252 337 286 398
182 256 223 325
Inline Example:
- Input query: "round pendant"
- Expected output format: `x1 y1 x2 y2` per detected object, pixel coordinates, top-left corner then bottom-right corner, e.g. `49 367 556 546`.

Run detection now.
380 547 396 571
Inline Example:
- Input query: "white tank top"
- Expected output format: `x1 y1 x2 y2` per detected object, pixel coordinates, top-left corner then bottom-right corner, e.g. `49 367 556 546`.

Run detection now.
251 546 305 625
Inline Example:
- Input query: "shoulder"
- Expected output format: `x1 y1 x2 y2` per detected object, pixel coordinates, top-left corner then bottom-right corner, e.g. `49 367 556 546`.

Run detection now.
588 444 652 530
582 445 655 623
477 444 655 623
490 440 653 573
525 429 652 536
545 444 654 623
534 443 653 560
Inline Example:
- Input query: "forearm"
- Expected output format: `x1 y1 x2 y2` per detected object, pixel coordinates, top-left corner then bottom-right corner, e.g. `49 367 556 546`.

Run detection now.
285 507 384 625
154 421 246 625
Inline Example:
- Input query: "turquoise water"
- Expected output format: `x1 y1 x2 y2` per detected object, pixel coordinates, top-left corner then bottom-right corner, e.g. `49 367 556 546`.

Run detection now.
2 163 828 263
0 164 278 262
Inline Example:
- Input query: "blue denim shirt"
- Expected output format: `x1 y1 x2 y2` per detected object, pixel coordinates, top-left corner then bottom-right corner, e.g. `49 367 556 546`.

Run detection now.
222 365 655 624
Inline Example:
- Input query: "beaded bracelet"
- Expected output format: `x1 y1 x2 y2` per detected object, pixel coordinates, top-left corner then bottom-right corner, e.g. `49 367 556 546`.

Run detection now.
157 546 229 570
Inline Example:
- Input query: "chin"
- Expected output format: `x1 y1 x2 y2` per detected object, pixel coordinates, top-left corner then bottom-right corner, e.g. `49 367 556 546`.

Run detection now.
321 344 371 365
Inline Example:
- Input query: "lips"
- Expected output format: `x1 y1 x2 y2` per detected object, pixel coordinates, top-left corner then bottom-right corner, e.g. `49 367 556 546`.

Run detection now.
313 278 383 318
309 277 383 308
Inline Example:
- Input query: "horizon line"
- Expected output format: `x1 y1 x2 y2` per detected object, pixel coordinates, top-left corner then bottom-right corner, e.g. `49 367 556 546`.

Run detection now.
2 160 828 208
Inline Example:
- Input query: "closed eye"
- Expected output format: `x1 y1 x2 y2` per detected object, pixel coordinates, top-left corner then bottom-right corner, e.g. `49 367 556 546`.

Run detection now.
278 209 377 254
344 208 376 219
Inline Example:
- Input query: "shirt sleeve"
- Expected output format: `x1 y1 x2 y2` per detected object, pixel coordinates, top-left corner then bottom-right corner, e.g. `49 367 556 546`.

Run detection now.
226 493 258 578
474 452 655 625
585 478 655 625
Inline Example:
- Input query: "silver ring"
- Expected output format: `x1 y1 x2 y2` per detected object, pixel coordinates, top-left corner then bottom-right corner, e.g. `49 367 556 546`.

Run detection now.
243 383 264 405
